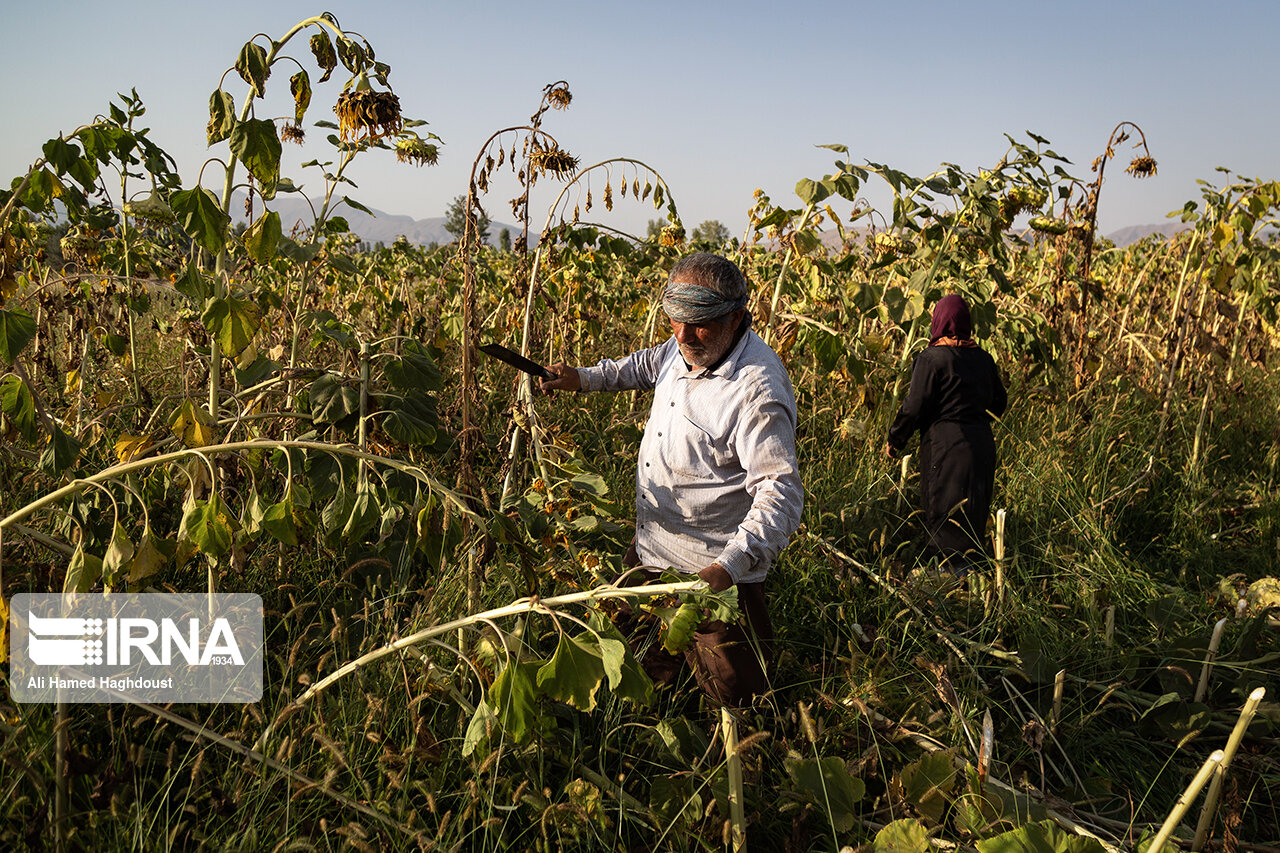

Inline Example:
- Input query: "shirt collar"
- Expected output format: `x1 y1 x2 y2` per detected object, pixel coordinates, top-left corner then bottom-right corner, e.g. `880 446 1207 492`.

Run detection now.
678 326 752 380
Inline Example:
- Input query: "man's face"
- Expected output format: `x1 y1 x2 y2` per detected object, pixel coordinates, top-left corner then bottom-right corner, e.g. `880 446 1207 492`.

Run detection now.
669 308 745 369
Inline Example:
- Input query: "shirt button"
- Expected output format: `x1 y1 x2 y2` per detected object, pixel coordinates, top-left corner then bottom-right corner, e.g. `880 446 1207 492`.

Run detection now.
657 432 662 437
670 402 674 406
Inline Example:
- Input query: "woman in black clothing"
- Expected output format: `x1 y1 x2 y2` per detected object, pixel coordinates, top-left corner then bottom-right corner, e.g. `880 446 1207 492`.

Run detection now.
886 294 1007 568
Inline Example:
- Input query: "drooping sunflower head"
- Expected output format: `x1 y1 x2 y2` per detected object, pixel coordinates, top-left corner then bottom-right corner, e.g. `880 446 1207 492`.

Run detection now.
1125 156 1158 179
394 135 439 167
545 84 572 110
530 144 579 179
122 191 175 225
335 80 403 143
873 232 915 257
281 123 306 145
999 186 1049 222
60 225 102 266
659 223 686 247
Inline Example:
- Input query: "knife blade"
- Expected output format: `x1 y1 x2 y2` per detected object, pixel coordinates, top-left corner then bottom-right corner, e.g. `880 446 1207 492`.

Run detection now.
479 343 558 381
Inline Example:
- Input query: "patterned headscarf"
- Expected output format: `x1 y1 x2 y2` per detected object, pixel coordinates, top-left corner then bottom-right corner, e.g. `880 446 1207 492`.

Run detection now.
661 280 748 324
930 294 972 343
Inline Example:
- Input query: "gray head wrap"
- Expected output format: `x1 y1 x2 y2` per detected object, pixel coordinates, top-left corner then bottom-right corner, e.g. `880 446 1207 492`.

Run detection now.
662 280 748 324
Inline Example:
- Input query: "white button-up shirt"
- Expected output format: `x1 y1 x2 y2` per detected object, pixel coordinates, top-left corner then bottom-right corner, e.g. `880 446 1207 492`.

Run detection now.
578 329 803 584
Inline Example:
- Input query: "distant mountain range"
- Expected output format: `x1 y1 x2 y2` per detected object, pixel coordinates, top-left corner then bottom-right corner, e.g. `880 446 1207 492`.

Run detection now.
233 193 523 247
234 193 1194 250
1104 222 1189 247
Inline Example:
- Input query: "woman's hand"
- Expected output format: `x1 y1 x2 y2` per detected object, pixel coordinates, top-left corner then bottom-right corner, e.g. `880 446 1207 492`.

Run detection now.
885 442 899 459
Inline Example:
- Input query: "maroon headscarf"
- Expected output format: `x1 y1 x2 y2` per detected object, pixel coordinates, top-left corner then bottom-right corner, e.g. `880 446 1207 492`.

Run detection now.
929 294 972 343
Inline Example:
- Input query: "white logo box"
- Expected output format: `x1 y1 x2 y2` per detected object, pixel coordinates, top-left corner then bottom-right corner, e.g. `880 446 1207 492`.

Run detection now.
9 593 263 704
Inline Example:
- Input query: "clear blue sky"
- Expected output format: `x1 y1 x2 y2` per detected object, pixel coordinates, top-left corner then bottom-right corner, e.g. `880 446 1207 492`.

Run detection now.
4 0 1276 239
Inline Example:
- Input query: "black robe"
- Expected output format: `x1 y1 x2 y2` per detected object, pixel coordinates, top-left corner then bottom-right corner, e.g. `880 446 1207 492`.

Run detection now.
888 345 1007 562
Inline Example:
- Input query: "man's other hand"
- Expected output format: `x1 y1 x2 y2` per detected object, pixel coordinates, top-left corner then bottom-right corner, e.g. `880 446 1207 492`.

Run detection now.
698 563 733 592
540 364 580 394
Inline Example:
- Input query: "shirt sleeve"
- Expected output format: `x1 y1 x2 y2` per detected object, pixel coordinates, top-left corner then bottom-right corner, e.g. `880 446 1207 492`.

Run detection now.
887 353 933 451
577 338 672 392
713 380 804 583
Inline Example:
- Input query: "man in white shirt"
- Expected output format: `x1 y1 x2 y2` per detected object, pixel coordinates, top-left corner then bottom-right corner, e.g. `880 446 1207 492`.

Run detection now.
541 252 803 705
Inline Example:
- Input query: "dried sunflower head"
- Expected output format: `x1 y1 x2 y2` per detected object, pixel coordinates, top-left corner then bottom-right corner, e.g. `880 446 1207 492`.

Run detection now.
60 226 101 265
123 191 175 225
1028 216 1069 236
281 123 306 145
873 232 915 256
1126 156 1158 179
999 186 1049 221
530 144 579 178
659 223 685 247
394 135 439 166
546 84 572 110
334 81 403 143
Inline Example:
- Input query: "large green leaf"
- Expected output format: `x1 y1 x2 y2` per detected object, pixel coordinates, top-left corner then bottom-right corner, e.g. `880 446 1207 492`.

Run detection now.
381 392 437 447
243 210 282 263
173 261 211 302
587 616 654 705
462 698 497 756
38 424 82 475
489 661 543 744
201 297 262 358
811 328 845 371
171 187 230 256
537 633 605 711
102 521 136 589
899 750 957 825
0 308 37 365
206 89 236 145
260 497 299 546
229 119 281 197
340 482 378 541
382 343 443 393
235 40 270 96
309 374 360 426
795 178 831 205
335 35 367 74
976 820 1107 853
784 755 864 832
64 545 103 594
873 819 932 853
129 528 172 585
181 495 233 559
0 375 37 441
309 31 337 83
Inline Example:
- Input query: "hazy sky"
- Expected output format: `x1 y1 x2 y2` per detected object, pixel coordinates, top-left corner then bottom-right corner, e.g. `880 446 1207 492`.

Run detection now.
3 0 1276 239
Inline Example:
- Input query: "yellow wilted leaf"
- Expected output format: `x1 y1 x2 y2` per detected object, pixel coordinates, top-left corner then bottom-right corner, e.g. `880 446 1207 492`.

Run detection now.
0 593 8 663
95 390 121 410
64 368 81 396
1211 221 1235 249
1 275 19 301
170 399 216 448
115 433 152 463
